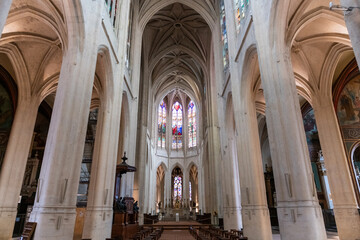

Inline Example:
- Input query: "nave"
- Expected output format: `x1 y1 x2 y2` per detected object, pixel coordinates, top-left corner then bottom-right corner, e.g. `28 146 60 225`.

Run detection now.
0 0 359 240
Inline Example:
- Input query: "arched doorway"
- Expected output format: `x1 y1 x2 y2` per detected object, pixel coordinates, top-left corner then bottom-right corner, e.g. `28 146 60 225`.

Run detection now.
189 164 198 212
156 164 165 213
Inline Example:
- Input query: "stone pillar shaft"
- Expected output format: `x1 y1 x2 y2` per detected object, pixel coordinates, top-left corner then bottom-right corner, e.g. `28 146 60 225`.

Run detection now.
0 98 39 239
29 7 101 236
0 0 12 38
82 1 130 235
313 96 360 239
197 165 205 212
165 169 171 209
82 100 121 239
183 169 189 205
222 137 242 231
222 1 271 236
233 98 272 240
341 0 360 69
254 43 327 240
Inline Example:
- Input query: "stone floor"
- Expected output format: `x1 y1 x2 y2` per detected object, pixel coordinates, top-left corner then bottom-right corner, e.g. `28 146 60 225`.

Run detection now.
160 229 194 239
159 230 340 240
271 229 339 240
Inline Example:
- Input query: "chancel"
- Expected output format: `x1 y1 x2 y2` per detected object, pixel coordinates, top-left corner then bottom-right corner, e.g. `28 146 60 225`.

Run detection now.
0 0 359 240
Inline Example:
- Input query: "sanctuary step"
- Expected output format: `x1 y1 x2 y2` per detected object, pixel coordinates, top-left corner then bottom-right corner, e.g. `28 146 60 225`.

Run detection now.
147 220 211 230
145 224 212 230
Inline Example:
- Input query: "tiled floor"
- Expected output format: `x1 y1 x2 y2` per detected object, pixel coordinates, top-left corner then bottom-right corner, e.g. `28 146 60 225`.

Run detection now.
159 230 340 240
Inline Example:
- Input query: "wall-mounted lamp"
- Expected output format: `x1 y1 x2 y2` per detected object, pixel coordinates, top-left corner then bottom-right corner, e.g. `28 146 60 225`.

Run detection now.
329 2 360 11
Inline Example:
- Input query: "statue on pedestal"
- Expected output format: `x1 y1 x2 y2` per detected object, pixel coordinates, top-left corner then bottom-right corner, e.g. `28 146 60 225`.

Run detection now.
133 201 139 213
114 197 127 212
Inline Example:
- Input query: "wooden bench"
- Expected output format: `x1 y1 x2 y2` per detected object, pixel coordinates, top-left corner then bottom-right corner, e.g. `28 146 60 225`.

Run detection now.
21 222 37 240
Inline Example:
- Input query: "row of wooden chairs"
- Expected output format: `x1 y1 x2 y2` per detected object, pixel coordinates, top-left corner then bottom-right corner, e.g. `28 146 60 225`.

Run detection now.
130 226 164 240
189 226 248 240
82 238 120 240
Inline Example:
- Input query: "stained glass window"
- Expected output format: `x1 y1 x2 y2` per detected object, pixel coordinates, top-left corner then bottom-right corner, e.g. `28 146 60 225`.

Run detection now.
174 176 182 200
189 181 192 201
234 0 250 32
158 100 166 148
172 102 183 149
188 101 197 148
125 5 133 69
108 0 113 16
220 0 229 71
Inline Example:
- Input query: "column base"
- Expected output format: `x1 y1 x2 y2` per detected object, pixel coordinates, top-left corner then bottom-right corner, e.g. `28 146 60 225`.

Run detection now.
0 207 17 240
82 207 113 239
138 213 144 225
223 207 242 230
277 203 326 240
242 205 272 240
29 206 77 240
334 206 360 240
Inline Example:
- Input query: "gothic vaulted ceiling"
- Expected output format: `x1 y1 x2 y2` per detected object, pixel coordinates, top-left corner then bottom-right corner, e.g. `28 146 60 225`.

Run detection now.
143 2 212 101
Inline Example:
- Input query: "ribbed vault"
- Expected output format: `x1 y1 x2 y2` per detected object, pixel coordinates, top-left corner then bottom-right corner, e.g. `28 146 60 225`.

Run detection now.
143 2 212 102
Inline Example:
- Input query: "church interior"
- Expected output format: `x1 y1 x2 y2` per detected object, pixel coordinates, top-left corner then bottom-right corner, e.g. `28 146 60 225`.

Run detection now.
0 0 359 239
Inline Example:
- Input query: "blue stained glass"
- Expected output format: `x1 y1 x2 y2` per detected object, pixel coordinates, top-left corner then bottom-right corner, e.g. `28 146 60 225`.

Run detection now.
234 0 250 32
174 176 182 200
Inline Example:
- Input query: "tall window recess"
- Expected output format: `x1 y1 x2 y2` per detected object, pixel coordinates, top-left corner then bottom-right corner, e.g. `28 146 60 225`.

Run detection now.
104 0 119 28
158 100 166 148
174 176 182 200
172 102 183 149
188 101 197 148
234 0 250 32
125 5 133 69
220 0 229 71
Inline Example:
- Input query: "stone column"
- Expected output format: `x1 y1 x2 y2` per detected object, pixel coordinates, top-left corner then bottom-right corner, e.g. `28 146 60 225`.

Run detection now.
82 97 122 239
341 0 360 69
183 170 189 208
313 96 360 239
133 26 150 222
150 167 157 214
123 100 138 198
232 97 273 239
0 0 12 38
222 137 242 231
316 152 334 209
253 23 327 240
160 175 165 211
0 98 39 239
207 26 225 219
164 168 171 212
197 164 204 213
29 3 101 238
222 1 271 236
